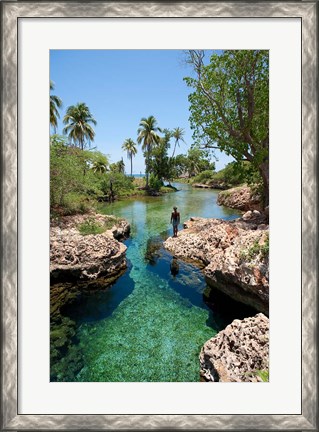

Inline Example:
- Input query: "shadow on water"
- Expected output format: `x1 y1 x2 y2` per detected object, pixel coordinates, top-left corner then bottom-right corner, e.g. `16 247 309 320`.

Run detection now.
204 286 258 331
145 233 258 331
60 245 135 326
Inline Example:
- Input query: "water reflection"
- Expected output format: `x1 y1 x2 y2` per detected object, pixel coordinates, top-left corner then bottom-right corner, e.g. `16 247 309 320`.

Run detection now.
170 258 179 278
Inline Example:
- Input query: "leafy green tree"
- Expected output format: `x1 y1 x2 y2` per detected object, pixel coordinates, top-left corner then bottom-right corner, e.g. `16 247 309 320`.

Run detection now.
171 154 189 178
137 116 161 188
100 172 134 198
185 50 269 206
122 138 137 176
50 81 62 132
149 173 162 191
50 137 110 211
171 127 186 158
63 102 97 150
186 145 214 177
148 128 172 183
50 139 85 207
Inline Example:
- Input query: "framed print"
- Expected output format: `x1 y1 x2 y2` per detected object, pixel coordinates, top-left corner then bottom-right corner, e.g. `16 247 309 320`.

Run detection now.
1 1 318 430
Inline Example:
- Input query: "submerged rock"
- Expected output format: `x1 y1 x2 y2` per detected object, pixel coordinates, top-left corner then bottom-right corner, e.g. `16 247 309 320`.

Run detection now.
217 185 262 211
200 313 269 382
50 213 130 283
164 217 269 314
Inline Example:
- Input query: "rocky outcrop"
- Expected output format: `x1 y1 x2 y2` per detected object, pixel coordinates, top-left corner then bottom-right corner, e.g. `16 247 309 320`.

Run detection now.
200 313 269 382
193 181 228 190
217 185 262 211
50 213 130 380
163 216 269 314
193 183 211 189
50 213 130 283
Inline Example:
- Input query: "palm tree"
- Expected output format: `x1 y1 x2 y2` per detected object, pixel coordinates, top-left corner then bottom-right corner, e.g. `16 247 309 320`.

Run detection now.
137 116 161 188
117 158 125 174
171 127 186 158
122 138 137 176
50 81 62 132
92 159 108 175
63 102 97 150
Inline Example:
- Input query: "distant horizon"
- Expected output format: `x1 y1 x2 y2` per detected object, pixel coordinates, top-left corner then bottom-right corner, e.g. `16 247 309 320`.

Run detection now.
50 50 234 173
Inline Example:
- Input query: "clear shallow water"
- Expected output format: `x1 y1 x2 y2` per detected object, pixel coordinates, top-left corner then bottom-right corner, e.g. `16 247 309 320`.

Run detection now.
52 184 251 382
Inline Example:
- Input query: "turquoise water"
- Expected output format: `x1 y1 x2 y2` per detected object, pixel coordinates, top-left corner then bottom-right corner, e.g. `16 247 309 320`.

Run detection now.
52 184 251 382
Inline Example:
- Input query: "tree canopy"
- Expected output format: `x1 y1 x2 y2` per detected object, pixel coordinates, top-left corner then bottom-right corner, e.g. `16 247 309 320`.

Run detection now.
122 138 137 176
137 116 161 188
185 50 269 205
63 102 97 150
171 127 186 158
50 81 62 132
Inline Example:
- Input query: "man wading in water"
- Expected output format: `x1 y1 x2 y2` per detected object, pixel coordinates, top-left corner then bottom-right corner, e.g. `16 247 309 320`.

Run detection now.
170 206 180 238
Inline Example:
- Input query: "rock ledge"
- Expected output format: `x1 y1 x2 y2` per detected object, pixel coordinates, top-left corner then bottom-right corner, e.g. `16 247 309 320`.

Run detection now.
200 313 269 382
50 213 130 283
164 215 269 314
217 185 262 211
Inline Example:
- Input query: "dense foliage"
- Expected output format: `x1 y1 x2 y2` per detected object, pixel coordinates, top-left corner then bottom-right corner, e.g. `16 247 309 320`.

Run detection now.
185 50 269 206
50 135 134 214
49 81 220 214
190 161 261 187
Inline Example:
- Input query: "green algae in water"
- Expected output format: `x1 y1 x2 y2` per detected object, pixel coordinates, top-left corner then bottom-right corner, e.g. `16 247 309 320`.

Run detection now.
75 262 216 382
51 183 243 382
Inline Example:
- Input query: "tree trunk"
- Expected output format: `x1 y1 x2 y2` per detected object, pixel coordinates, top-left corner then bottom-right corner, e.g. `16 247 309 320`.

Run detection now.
131 156 133 177
145 150 149 189
259 161 269 209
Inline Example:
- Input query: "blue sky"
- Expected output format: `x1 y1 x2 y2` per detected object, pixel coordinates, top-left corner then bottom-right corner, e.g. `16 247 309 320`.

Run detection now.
50 50 233 174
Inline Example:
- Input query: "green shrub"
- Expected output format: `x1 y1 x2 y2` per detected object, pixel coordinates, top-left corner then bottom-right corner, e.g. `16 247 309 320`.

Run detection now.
255 369 269 382
78 216 122 235
100 172 135 197
149 174 162 191
245 369 269 382
208 161 262 187
62 193 93 215
240 234 269 261
190 170 215 184
78 218 105 235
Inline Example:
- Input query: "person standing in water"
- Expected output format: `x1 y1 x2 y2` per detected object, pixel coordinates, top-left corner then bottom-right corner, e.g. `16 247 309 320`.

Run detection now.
170 206 180 237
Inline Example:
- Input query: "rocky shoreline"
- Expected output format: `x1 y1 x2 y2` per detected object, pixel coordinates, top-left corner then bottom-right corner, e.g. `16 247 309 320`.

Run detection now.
164 212 269 314
50 213 130 283
217 185 262 212
200 313 269 382
164 212 269 382
193 181 228 190
50 213 130 381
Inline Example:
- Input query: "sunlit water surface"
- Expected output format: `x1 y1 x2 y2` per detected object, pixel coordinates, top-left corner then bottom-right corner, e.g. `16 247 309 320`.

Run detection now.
52 183 253 382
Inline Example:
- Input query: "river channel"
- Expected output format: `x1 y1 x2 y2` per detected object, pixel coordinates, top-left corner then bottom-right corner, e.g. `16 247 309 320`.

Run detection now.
51 183 255 382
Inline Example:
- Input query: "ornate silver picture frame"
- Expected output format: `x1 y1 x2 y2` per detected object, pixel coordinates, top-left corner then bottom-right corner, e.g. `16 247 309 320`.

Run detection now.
1 1 317 430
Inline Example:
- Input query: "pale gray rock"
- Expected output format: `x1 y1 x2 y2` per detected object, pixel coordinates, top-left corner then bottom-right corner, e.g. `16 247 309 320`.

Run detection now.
217 185 262 211
200 313 269 382
164 217 269 314
50 213 130 282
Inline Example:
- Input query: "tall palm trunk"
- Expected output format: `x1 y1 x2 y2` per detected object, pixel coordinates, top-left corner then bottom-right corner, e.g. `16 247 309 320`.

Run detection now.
171 141 177 158
145 147 150 188
130 155 133 176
